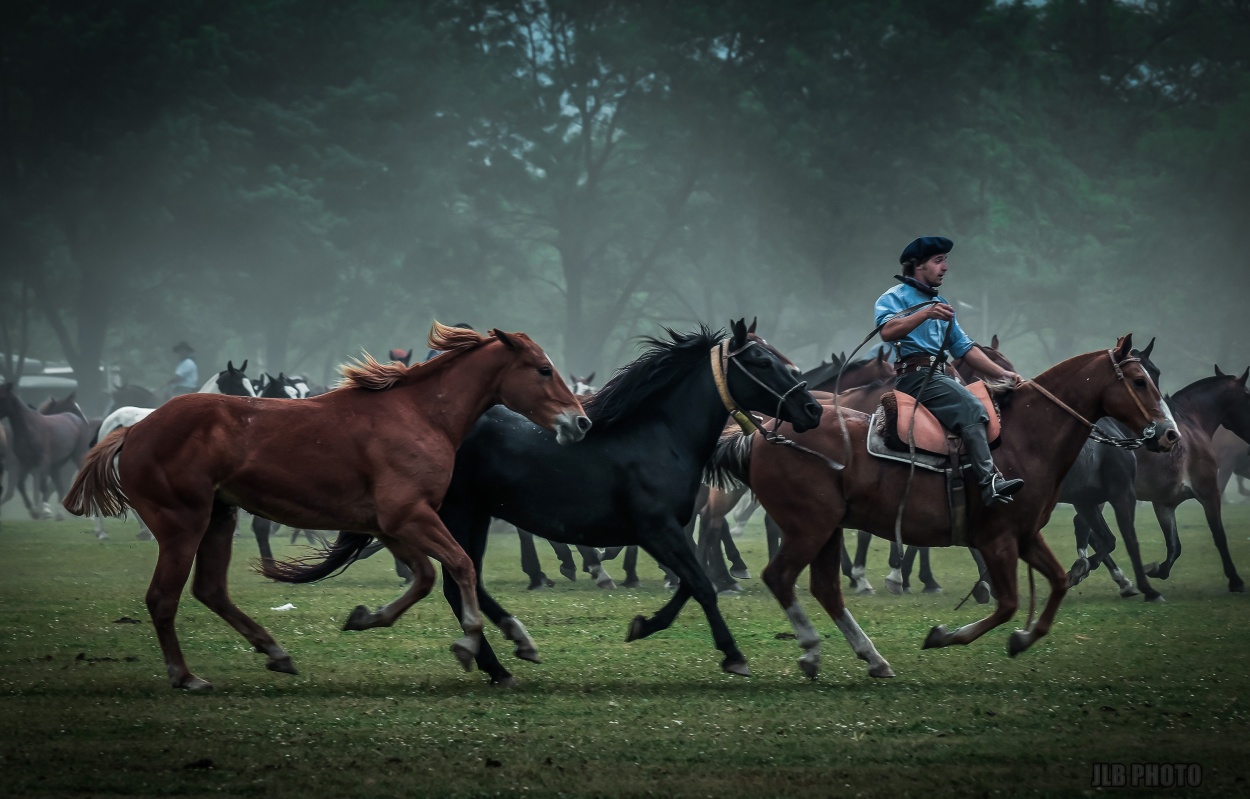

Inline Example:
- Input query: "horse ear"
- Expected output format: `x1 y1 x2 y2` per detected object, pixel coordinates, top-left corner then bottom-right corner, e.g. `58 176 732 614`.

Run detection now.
1215 365 1227 377
587 371 595 383
1239 367 1249 387
1114 334 1133 360
492 329 520 351
405 349 412 361
239 359 248 373
730 319 748 347
876 350 886 363
1141 337 1155 357
227 360 235 372
748 317 757 334
991 334 1000 350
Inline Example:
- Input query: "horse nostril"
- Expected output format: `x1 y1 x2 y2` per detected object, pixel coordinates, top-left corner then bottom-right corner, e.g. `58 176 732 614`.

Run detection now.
805 402 821 417
576 415 592 432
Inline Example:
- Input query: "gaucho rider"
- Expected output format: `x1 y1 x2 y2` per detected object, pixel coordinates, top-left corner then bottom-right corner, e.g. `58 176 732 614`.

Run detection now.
875 236 1024 505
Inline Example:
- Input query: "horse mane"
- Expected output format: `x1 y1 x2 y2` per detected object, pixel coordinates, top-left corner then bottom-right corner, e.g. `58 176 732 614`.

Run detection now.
337 322 489 391
581 325 723 427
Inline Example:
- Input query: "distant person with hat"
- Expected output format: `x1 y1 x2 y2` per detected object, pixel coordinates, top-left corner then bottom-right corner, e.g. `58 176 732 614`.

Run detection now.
874 237 1023 505
166 341 199 398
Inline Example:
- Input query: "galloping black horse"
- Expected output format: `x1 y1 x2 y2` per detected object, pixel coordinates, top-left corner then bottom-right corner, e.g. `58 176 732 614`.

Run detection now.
266 321 823 684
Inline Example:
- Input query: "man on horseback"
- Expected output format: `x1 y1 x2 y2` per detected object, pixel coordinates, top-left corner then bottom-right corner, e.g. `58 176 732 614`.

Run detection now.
875 236 1024 505
165 341 198 399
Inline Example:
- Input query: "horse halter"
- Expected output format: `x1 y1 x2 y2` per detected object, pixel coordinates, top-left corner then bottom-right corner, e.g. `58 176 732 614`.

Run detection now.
710 339 806 435
1026 349 1158 450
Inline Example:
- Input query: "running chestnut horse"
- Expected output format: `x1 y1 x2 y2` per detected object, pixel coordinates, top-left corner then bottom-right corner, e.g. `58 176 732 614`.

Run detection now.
707 336 1178 681
63 323 590 690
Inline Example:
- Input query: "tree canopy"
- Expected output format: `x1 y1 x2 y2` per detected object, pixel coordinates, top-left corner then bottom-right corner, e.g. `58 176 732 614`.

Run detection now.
2 0 1245 411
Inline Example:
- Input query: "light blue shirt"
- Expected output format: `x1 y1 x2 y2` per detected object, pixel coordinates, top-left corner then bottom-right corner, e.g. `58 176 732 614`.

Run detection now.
874 281 975 360
174 357 199 389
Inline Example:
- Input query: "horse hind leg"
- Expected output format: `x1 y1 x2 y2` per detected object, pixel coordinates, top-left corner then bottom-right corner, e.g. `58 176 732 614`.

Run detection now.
192 501 295 676
759 511 837 680
809 532 894 679
924 536 1019 650
136 501 215 689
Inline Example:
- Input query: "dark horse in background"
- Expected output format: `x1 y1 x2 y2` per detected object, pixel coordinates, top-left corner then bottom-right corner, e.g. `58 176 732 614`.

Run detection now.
1064 365 1250 600
708 336 1177 681
66 324 590 689
267 321 823 685
0 383 93 521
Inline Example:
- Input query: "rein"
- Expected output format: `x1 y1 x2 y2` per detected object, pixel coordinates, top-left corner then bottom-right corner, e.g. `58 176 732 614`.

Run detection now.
1024 349 1157 450
710 340 844 471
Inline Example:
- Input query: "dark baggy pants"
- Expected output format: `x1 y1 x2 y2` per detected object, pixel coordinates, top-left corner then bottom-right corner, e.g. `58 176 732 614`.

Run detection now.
894 368 988 433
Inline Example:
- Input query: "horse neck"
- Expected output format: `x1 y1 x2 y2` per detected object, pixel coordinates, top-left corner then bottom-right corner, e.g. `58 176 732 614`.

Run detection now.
1169 382 1233 439
648 358 736 465
1004 355 1120 481
0 392 42 442
403 341 512 444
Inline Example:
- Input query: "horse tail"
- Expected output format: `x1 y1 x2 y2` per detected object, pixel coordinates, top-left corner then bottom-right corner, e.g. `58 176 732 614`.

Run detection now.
63 427 131 518
705 428 754 491
258 532 375 583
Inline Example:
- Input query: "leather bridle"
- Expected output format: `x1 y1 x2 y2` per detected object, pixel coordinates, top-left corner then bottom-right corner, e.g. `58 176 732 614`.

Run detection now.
1024 349 1160 450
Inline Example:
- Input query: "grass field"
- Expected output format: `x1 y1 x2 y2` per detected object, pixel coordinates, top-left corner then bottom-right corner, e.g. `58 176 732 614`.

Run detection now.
1 505 1248 797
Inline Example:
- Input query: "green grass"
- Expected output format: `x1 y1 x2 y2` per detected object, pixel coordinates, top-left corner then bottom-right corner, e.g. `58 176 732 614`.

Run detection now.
1 505 1248 797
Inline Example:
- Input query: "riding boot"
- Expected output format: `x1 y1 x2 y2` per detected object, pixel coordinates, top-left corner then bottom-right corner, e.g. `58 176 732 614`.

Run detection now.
962 423 1023 506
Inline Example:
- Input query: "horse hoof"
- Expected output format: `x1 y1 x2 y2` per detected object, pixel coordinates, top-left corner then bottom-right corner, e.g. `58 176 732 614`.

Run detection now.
717 583 743 596
1145 592 1166 603
526 581 548 591
267 657 298 675
1143 561 1161 578
596 578 617 590
798 656 820 681
178 675 214 691
922 585 943 594
1067 558 1090 587
885 577 903 596
513 646 542 664
856 585 875 596
622 579 641 588
1008 630 1031 658
721 658 751 677
626 615 647 642
923 625 947 649
96 532 109 542
491 675 518 689
342 605 378 631
972 582 991 605
869 662 896 678
450 639 476 672
559 565 577 582
1119 585 1141 598
730 567 751 580
1229 581 1247 593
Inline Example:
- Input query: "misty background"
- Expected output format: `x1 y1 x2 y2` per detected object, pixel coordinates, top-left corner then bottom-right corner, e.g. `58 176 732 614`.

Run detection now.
1 0 1247 416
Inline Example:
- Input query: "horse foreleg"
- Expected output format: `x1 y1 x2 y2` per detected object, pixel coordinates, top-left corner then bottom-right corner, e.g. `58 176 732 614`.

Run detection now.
252 515 276 567
342 548 436 631
918 548 941 593
923 536 1019 650
622 546 640 587
1145 503 1182 581
632 535 747 676
517 528 553 589
1196 483 1246 592
809 531 893 679
192 502 294 676
578 544 617 589
1007 533 1070 657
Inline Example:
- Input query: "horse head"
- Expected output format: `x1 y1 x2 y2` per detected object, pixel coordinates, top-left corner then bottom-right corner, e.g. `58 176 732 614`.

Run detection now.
429 322 590 445
1212 365 1250 442
1099 334 1179 452
722 318 822 433
216 361 256 397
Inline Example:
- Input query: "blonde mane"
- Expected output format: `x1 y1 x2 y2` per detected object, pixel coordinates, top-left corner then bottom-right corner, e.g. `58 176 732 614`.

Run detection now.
336 322 490 391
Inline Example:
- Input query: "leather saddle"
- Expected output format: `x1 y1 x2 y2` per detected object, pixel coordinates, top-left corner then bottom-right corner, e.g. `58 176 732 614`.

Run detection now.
873 381 1001 460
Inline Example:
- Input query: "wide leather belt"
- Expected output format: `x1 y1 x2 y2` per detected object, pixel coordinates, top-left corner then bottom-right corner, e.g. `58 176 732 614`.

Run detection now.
897 354 946 375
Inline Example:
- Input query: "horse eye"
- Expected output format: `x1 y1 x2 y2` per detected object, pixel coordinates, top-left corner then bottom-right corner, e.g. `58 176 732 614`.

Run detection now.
1134 378 1147 389
538 366 553 377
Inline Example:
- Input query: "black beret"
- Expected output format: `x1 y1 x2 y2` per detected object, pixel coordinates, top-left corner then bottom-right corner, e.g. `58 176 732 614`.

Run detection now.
899 236 953 265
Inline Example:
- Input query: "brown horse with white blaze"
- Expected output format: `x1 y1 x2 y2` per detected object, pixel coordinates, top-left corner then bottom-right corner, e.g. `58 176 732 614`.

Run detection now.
63 323 590 690
707 335 1179 681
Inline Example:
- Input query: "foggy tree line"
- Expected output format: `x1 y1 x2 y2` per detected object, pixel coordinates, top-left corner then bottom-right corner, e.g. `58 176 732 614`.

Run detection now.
1 0 1247 413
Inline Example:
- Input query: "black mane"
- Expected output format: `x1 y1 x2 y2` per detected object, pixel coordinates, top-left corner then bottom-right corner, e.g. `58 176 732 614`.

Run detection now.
800 355 879 388
582 325 723 428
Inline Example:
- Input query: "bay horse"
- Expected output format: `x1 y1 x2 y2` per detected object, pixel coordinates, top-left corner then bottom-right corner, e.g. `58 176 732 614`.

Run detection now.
63 324 590 690
707 336 1178 681
0 383 93 521
265 321 823 685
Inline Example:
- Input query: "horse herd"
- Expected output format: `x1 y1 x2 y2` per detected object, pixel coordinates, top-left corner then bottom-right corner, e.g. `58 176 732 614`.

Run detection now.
2 319 1245 692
